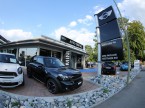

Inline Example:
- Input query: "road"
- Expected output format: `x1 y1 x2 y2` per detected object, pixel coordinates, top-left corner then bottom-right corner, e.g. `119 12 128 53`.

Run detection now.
94 69 145 108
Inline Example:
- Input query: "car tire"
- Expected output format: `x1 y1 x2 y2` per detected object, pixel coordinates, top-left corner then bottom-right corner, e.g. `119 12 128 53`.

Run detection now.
47 79 59 94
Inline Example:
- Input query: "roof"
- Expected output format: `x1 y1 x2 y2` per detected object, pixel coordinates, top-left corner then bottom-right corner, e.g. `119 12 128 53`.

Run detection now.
0 52 15 56
0 35 86 54
0 35 10 43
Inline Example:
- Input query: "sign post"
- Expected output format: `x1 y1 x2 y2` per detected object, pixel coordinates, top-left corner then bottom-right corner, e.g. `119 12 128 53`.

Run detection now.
94 15 102 76
113 0 131 84
94 5 124 78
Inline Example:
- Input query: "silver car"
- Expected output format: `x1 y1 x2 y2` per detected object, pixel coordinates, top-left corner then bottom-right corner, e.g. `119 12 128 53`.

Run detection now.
0 53 24 88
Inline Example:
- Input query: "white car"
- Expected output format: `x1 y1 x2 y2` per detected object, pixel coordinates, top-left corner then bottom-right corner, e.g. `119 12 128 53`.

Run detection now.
0 53 24 88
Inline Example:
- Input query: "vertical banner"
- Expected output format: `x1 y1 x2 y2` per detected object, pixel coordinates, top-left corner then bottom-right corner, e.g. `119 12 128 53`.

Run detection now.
96 6 123 61
64 51 71 67
101 38 123 61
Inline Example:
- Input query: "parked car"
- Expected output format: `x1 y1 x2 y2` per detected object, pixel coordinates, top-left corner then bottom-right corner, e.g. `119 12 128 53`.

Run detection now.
0 53 24 88
120 61 131 71
27 56 83 94
102 61 116 75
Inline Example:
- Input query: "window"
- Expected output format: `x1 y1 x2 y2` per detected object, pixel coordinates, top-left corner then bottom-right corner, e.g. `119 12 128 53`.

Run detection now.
37 57 44 65
33 56 37 62
19 48 37 66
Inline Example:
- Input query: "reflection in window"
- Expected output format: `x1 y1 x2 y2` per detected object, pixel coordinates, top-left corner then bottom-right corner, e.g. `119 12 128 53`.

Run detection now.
19 48 37 66
52 51 61 60
7 49 17 55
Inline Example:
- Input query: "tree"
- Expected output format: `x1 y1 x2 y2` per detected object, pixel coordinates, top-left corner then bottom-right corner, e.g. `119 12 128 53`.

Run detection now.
118 17 129 31
93 39 98 62
85 45 94 62
127 21 145 60
85 42 98 62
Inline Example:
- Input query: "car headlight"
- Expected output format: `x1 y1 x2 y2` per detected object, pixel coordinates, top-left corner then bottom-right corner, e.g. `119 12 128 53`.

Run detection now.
58 74 72 81
17 67 22 74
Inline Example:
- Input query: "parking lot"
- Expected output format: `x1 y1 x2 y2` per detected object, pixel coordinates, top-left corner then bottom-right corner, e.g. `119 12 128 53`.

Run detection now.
0 67 128 97
0 68 99 97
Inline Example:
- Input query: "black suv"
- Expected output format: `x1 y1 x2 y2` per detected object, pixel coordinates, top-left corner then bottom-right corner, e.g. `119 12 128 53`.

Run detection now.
102 61 116 75
27 56 83 94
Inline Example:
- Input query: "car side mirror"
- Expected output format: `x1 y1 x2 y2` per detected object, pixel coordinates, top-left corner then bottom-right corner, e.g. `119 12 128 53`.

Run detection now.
19 61 22 65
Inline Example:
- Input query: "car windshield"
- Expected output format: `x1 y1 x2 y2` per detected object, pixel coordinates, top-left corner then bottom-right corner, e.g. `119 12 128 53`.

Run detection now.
44 58 65 68
0 54 18 64
104 62 114 66
122 62 128 65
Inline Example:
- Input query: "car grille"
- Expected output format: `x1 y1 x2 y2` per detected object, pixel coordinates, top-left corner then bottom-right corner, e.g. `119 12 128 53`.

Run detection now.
72 74 81 80
0 71 17 78
71 74 83 83
0 82 18 86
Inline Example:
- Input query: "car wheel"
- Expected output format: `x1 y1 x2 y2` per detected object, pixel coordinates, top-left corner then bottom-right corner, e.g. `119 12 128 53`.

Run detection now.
47 79 59 94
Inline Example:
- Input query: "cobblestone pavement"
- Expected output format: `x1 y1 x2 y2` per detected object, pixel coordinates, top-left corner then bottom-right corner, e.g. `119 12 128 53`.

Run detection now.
0 69 99 97
0 67 128 97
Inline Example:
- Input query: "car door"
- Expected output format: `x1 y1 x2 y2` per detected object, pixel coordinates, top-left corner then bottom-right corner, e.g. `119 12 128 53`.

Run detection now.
35 57 46 82
30 56 40 79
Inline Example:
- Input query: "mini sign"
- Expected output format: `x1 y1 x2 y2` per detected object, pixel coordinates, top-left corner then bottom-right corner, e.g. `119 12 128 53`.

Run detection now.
61 35 83 49
101 38 123 61
64 51 71 66
96 6 117 26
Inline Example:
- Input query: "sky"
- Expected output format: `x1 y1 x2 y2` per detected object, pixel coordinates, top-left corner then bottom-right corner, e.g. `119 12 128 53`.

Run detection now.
0 0 145 48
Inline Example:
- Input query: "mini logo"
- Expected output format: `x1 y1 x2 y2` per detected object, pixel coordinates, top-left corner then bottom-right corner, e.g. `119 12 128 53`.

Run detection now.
99 10 112 20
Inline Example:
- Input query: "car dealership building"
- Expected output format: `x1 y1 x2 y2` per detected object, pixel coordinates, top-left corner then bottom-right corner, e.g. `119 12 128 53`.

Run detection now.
0 35 87 69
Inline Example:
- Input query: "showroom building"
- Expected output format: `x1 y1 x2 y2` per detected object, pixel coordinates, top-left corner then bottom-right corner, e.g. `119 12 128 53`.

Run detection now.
0 35 87 69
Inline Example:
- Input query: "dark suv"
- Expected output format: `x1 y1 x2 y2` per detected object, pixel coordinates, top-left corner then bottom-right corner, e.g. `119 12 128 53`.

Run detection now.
102 61 116 75
27 56 83 94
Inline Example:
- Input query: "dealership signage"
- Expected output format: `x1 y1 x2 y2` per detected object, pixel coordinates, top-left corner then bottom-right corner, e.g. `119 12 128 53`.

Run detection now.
97 6 117 26
101 38 123 61
99 20 121 42
60 35 83 49
96 6 123 61
64 51 71 66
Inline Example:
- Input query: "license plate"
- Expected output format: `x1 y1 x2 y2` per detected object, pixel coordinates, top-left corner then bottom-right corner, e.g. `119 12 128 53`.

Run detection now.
106 67 111 69
2 80 11 82
78 82 82 85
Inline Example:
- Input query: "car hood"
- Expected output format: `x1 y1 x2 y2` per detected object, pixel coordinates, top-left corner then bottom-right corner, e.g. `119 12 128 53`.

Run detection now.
0 62 20 72
45 67 81 75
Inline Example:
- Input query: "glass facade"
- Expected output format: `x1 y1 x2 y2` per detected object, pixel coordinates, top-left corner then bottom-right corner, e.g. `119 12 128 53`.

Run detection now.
52 51 61 60
0 47 83 68
19 48 37 66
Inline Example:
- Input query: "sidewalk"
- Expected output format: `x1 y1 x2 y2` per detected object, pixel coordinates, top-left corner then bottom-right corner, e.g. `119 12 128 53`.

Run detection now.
94 69 145 108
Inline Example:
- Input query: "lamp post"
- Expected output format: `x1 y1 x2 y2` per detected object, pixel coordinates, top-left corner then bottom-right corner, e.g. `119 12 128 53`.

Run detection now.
113 0 131 84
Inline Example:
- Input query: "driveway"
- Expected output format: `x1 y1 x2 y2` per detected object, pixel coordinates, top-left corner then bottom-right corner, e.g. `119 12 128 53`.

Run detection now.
0 67 128 97
94 69 145 108
0 68 99 97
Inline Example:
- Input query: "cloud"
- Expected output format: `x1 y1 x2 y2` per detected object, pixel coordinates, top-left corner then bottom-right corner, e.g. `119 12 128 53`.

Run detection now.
53 27 95 47
118 0 145 26
78 15 94 26
0 29 33 41
69 21 77 27
93 6 104 14
36 24 42 28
